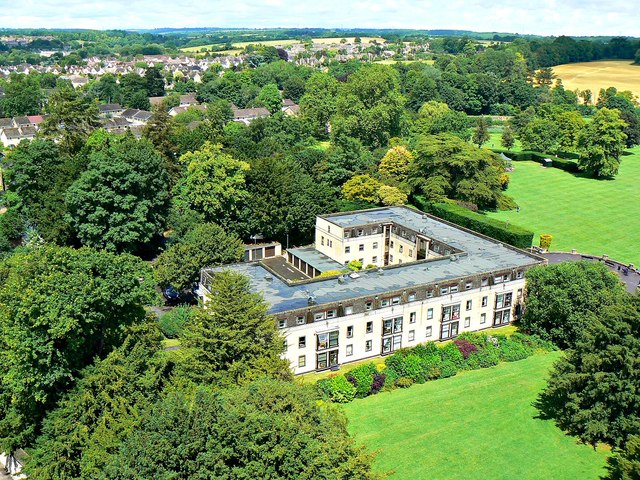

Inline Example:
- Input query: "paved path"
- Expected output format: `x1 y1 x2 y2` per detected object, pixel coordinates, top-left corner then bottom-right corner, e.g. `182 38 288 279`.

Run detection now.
542 252 640 294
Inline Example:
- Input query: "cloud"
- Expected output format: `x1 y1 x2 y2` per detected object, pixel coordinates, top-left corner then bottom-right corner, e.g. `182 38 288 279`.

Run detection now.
0 0 638 36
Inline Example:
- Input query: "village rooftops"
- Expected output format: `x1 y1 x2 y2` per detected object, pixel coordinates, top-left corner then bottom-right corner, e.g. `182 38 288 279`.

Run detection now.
202 206 544 314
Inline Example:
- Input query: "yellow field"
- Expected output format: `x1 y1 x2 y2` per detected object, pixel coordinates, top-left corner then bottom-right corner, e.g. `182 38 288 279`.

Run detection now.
180 36 386 53
553 60 640 99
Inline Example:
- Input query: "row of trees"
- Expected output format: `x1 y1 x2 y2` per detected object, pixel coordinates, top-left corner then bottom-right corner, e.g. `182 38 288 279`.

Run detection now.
521 262 640 479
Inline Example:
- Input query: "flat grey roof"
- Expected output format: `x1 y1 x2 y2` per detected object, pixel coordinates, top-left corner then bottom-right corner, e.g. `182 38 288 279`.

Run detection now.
287 246 345 273
204 207 543 315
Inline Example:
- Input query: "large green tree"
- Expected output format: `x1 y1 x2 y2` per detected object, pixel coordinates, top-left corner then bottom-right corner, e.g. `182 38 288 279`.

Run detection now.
0 73 43 116
522 261 626 349
0 246 157 453
299 72 340 138
66 135 170 252
408 133 506 209
174 142 250 230
154 223 244 290
331 64 405 147
607 435 640 480
539 294 640 448
577 107 628 177
256 82 282 114
23 321 168 480
176 270 290 387
105 380 382 480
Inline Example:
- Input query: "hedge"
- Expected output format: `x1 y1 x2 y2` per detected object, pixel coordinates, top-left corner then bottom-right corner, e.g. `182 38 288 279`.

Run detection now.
412 196 534 249
315 332 555 404
492 149 580 173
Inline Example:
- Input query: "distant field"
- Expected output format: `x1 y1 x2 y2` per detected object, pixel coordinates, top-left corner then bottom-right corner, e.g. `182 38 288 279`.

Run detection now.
375 59 435 65
344 352 609 480
553 60 640 98
180 36 385 53
486 146 640 265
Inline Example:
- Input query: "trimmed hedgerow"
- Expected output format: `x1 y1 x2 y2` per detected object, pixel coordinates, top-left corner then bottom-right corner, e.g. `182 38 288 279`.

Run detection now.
314 332 554 404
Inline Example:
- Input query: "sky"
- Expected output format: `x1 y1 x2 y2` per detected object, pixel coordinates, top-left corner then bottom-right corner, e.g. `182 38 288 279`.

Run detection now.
1 0 639 37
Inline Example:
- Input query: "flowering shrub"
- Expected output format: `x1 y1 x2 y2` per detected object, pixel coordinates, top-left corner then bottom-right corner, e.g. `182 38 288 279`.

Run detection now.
371 374 386 394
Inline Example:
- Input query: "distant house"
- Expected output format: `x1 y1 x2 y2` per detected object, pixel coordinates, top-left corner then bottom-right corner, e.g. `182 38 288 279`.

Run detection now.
169 104 206 117
281 99 300 116
0 126 34 147
149 96 165 108
232 107 270 124
118 108 152 125
0 118 14 129
98 104 124 116
179 93 197 106
26 115 44 127
13 116 31 128
103 117 131 133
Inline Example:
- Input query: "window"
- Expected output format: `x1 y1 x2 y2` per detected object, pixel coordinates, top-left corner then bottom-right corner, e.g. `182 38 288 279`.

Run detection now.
450 285 459 293
365 301 373 311
390 240 394 248
399 245 404 253
391 296 401 305
408 292 416 302
372 227 378 234
345 246 351 254
365 339 372 351
440 286 449 295
398 259 403 264
409 249 413 257
409 330 415 341
283 340 288 352
346 344 353 356
366 321 373 333
373 242 378 249
516 271 524 279
328 240 332 247
372 256 378 263
465 281 473 290
481 277 489 287
346 326 353 338
426 290 434 298
317 331 339 350
321 236 325 246
427 308 433 320
382 317 403 336
359 258 364 264
482 296 488 307
494 275 504 284
344 306 353 315
495 293 513 309
381 298 390 307
466 300 472 311
316 350 338 369
299 336 306 348
314 312 326 321
381 335 402 354
517 289 523 299
278 319 286 328
298 355 306 368
296 315 305 325
359 244 364 252
442 304 461 321
426 326 433 337
327 225 330 233
464 317 471 328
357 229 364 236
480 313 487 324
409 312 417 324
440 321 459 339
389 254 394 262
326 309 337 319
494 309 512 326
344 231 351 238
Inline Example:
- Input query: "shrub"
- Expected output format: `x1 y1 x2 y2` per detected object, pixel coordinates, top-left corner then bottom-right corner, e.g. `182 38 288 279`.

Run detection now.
403 354 428 383
438 360 458 378
498 339 531 362
454 338 478 359
412 342 440 359
384 349 410 377
439 342 465 369
347 259 363 271
325 375 356 403
470 345 501 368
346 363 377 398
158 305 193 338
413 196 534 249
371 373 386 394
396 377 414 388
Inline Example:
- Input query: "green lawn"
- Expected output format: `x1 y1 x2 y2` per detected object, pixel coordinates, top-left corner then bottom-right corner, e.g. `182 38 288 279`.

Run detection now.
485 146 640 266
343 352 609 480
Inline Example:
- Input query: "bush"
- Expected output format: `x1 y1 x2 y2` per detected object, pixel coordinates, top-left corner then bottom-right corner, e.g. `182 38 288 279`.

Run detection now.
158 305 193 338
413 196 534 249
439 342 466 369
469 345 501 369
384 349 410 377
498 339 531 362
324 375 356 403
346 363 377 398
371 373 386 394
454 338 478 359
490 149 580 173
396 377 414 388
403 354 428 383
438 360 459 378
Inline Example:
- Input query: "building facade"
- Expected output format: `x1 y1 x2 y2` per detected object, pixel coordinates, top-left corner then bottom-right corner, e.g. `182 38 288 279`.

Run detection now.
200 206 545 375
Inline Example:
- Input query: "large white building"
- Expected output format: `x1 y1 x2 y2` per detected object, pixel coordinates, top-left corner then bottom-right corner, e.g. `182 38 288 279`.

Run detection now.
200 206 545 375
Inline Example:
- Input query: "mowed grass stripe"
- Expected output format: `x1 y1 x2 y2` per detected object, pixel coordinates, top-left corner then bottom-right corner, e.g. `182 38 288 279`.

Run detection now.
343 352 608 480
485 146 640 265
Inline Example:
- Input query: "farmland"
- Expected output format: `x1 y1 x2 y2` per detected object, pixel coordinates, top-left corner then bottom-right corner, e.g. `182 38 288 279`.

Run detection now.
552 60 640 98
180 36 386 53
